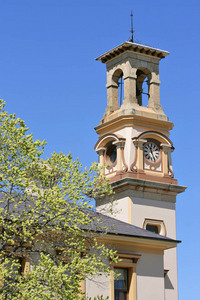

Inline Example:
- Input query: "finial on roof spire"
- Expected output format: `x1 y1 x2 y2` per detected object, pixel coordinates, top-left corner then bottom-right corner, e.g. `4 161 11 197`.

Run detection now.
129 9 134 43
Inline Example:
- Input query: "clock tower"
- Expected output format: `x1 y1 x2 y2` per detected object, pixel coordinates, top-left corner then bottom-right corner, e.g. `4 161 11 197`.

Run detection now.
94 40 186 300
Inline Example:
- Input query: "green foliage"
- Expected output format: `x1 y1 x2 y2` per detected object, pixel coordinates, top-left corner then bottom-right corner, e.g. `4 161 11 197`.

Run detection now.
0 100 116 299
89 296 109 300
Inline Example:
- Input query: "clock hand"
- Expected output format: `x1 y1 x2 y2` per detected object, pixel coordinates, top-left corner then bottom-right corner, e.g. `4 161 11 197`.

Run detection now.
149 151 153 160
150 145 155 162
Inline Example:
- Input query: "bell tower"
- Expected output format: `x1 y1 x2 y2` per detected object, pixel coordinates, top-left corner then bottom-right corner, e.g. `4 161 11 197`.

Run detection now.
94 38 186 300
101 41 166 121
95 41 176 185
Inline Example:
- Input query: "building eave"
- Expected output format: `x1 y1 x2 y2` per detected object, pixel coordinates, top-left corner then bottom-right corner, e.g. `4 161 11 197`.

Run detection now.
96 41 169 63
98 233 180 251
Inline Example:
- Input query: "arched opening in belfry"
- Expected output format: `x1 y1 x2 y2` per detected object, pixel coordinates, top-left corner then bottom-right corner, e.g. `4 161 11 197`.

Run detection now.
118 74 124 107
136 68 151 107
112 69 124 108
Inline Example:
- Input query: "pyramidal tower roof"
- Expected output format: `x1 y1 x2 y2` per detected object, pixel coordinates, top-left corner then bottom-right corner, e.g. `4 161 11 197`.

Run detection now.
96 9 169 64
96 41 169 64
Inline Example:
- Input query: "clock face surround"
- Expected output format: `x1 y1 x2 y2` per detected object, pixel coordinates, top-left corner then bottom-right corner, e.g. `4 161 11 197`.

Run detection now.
144 142 160 163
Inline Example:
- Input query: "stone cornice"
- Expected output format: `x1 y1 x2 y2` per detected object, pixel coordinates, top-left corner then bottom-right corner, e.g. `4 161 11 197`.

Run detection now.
96 41 169 63
111 177 186 195
95 114 174 136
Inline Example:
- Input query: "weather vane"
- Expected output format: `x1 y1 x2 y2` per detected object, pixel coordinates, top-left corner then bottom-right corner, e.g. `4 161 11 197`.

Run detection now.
129 9 134 43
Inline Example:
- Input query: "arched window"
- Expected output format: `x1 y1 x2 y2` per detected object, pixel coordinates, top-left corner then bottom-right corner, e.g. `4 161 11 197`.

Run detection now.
118 74 124 107
136 68 151 107
112 69 124 107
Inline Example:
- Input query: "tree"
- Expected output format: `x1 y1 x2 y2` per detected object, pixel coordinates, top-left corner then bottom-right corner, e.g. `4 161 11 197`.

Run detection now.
0 100 116 300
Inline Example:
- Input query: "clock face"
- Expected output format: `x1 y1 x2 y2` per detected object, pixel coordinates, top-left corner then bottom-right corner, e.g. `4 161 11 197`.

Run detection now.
144 142 160 163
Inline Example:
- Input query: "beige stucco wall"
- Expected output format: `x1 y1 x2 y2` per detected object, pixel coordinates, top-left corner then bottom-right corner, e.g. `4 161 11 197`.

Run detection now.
130 196 176 238
85 274 110 299
96 195 129 223
116 127 142 169
130 195 178 300
164 247 178 300
96 190 178 300
136 253 165 300
85 252 166 300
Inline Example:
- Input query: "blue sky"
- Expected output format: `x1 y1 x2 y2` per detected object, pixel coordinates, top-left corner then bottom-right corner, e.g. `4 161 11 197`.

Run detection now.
0 0 199 298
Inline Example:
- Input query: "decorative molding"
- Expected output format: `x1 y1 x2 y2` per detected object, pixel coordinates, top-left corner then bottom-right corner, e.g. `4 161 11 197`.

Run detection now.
137 131 173 147
168 165 174 178
130 144 137 173
110 177 186 194
94 133 125 151
109 171 178 185
96 147 106 156
143 218 166 236
122 147 128 173
95 115 174 136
